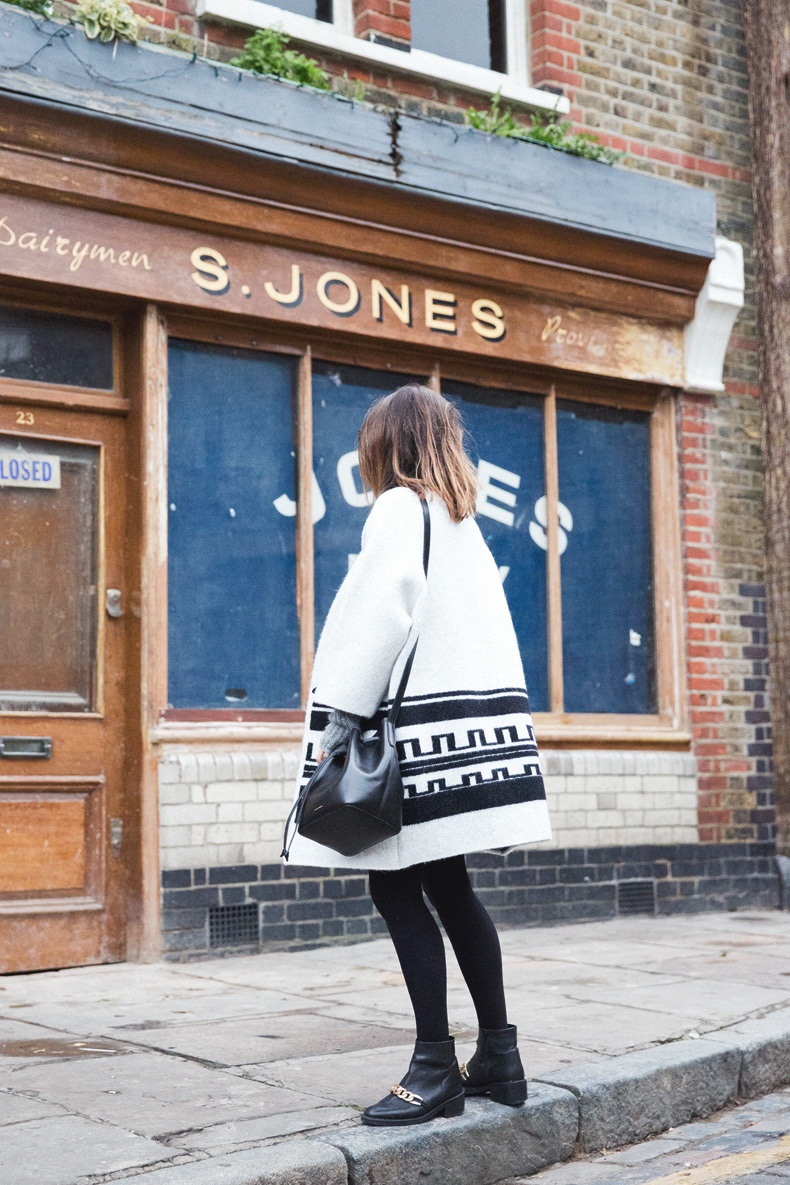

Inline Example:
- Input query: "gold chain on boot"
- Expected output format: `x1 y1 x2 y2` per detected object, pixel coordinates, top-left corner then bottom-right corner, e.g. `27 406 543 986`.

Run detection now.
459 1061 469 1079
389 1083 423 1105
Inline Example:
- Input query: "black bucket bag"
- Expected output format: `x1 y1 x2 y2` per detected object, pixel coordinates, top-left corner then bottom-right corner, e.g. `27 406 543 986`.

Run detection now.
282 498 431 860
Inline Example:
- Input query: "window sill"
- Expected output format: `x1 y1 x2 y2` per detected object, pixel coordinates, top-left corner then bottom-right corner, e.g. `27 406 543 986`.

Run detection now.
150 713 690 749
195 0 570 115
532 714 692 749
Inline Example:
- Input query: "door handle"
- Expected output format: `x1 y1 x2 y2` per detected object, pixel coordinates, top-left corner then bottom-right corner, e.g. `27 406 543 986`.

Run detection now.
105 589 122 618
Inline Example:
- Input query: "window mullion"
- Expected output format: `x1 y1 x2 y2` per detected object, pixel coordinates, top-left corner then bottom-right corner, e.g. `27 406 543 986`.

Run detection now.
544 384 564 714
296 346 315 706
429 362 441 391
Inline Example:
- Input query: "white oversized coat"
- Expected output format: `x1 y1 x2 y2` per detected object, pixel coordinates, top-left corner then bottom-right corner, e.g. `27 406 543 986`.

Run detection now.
283 487 552 870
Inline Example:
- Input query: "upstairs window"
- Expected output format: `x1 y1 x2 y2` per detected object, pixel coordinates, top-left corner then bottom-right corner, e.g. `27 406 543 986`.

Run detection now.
274 0 332 18
410 0 507 72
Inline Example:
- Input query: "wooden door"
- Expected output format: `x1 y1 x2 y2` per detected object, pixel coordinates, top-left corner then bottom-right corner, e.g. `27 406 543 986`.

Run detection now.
0 404 128 972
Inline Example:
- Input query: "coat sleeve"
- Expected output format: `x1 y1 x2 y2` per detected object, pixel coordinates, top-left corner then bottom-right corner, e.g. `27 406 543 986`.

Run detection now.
311 488 426 719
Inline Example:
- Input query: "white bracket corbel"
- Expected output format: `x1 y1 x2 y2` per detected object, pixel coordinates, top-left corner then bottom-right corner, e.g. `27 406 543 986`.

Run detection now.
683 235 745 393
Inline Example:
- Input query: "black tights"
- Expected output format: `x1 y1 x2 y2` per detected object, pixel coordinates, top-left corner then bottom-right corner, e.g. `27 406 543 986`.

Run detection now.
368 855 508 1042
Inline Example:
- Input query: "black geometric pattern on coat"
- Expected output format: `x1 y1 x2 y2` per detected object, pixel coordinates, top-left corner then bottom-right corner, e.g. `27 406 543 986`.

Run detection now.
402 773 546 825
303 689 545 811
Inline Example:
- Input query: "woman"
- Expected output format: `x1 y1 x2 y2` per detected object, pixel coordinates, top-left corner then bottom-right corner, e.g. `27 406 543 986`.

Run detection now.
284 384 552 1126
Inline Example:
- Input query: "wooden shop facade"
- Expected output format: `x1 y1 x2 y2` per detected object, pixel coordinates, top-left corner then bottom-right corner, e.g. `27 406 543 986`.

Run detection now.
0 7 757 972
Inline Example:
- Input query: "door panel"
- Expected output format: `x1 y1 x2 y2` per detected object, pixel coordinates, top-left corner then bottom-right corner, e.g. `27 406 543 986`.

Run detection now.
0 437 100 712
0 406 127 973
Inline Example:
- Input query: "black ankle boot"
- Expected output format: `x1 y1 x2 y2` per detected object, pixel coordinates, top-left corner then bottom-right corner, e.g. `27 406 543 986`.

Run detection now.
361 1037 466 1126
460 1023 527 1106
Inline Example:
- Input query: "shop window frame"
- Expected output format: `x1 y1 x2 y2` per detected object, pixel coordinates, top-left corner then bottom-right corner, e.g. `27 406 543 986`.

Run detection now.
156 315 689 748
0 294 125 412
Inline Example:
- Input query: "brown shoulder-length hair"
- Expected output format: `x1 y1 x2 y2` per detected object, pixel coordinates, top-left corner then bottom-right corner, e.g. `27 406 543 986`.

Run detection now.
357 384 478 523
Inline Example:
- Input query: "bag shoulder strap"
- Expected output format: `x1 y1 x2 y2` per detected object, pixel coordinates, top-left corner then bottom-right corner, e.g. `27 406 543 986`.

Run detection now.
388 497 431 727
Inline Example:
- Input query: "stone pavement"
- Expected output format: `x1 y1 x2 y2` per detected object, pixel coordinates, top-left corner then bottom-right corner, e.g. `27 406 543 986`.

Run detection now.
503 1085 790 1185
1 910 790 1185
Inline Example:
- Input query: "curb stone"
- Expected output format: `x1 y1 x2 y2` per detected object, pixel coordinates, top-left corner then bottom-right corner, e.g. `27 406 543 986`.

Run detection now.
104 1142 348 1185
705 1008 790 1099
315 1085 578 1185
535 1038 742 1154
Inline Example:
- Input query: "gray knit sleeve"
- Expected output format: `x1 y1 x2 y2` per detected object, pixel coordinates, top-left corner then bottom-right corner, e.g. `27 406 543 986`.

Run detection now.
320 709 361 755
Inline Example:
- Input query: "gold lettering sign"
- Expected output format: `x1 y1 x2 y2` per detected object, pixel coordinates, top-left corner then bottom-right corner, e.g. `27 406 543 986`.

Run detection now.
0 194 685 386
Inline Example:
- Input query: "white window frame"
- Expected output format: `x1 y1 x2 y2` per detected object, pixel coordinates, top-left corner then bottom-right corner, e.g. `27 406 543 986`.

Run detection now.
196 0 570 113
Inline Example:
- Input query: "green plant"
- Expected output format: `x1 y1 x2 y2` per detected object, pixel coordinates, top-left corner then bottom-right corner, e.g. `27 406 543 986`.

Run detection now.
73 0 152 42
230 26 329 89
467 92 623 165
6 0 54 15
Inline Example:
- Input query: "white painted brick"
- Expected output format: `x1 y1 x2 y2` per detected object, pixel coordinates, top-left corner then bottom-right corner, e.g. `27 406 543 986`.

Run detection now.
642 775 682 799
643 808 680 827
231 753 253 781
252 779 286 801
543 775 565 799
166 803 216 826
588 810 625 829
267 751 286 779
259 821 286 843
160 826 192 848
616 791 646 811
542 751 562 776
216 843 245 864
558 792 597 812
177 753 199 783
243 800 290 822
191 784 207 804
242 840 283 863
159 760 181 784
623 810 645 826
564 811 588 829
557 752 575 775
213 753 234 781
161 846 206 870
196 753 216 783
159 783 191 806
217 802 244 822
248 752 270 779
190 825 207 845
205 781 258 803
206 822 259 844
282 750 301 779
159 803 210 828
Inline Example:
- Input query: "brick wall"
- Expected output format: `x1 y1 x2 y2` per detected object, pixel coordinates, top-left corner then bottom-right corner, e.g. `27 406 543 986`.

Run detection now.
158 749 699 871
161 841 779 956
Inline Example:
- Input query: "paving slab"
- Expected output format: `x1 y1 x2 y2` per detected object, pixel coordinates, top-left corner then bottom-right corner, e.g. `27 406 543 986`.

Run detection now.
0 1113 174 1185
122 1012 416 1066
318 1085 577 1185
9 1050 337 1137
557 976 790 1025
508 998 704 1054
244 1044 418 1108
167 1106 358 1151
108 1142 349 1185
0 1090 69 1125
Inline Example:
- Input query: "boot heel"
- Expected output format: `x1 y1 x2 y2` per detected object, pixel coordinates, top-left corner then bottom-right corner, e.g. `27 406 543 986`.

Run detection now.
441 1092 466 1117
489 1079 527 1106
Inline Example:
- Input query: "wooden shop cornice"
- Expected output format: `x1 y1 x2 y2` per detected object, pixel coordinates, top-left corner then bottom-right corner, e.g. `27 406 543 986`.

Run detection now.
0 6 716 343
